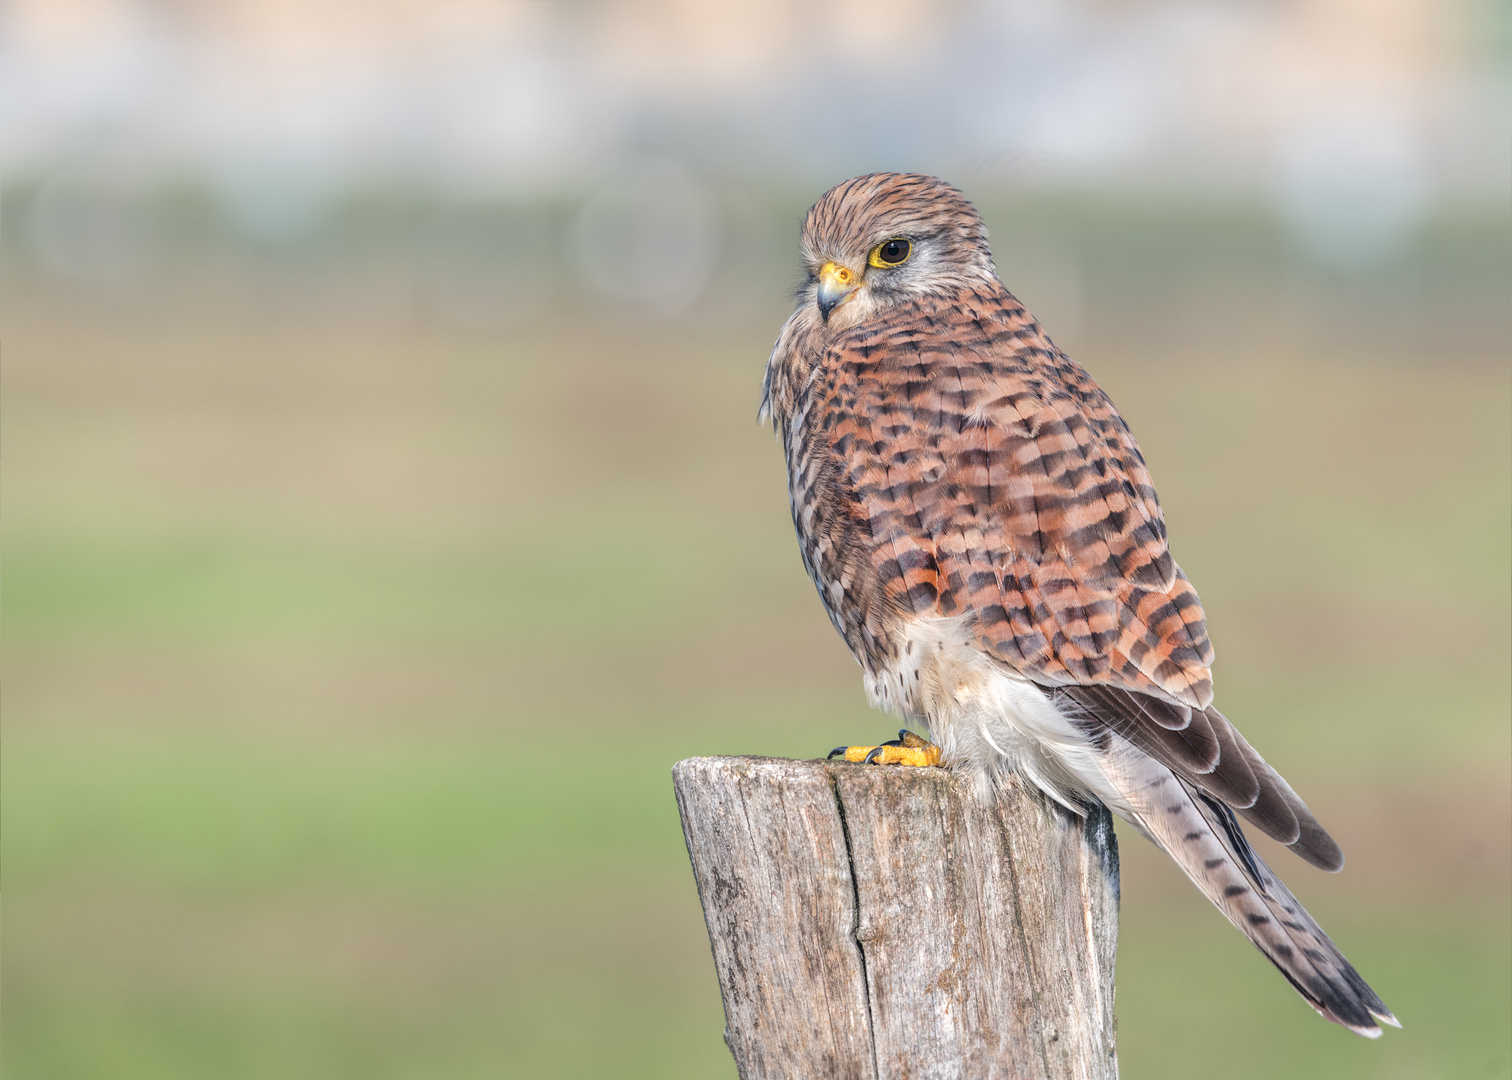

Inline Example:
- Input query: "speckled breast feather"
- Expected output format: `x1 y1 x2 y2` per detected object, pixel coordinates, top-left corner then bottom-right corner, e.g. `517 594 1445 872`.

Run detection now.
771 282 1214 709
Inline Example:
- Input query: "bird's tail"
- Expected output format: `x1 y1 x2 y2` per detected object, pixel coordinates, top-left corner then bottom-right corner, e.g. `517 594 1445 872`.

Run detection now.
1097 740 1398 1037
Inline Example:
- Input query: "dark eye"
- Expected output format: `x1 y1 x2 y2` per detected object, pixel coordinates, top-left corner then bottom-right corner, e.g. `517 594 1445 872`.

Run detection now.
870 237 911 268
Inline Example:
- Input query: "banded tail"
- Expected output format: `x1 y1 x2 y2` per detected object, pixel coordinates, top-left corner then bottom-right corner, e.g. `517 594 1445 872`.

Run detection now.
1094 732 1398 1036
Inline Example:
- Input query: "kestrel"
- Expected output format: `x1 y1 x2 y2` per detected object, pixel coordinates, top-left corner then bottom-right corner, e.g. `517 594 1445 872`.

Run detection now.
760 172 1396 1037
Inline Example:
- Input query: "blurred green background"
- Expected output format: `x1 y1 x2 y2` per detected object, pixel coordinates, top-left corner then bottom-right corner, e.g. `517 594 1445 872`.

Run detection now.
4 1 1510 1078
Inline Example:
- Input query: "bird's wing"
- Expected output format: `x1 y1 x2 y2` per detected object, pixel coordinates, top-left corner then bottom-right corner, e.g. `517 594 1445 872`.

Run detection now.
820 288 1213 705
817 288 1341 868
1056 683 1344 870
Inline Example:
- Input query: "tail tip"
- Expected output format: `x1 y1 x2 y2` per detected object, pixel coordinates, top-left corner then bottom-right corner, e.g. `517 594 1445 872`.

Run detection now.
1320 1002 1399 1038
1330 1010 1400 1039
1373 1009 1402 1030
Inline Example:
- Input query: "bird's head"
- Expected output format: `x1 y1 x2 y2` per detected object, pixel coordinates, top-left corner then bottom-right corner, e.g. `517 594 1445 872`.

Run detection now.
797 172 997 332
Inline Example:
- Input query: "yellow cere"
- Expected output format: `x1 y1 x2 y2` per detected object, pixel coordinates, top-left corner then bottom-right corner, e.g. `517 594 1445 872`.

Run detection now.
820 261 854 285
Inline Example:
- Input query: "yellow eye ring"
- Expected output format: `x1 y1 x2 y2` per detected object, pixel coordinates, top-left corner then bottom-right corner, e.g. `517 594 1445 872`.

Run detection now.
868 237 912 269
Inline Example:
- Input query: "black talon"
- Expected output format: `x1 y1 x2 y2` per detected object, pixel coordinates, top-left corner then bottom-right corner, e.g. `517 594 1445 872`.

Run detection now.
834 731 927 764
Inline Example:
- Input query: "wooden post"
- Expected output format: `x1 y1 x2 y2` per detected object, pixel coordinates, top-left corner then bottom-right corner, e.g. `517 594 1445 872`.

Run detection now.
672 756 1120 1080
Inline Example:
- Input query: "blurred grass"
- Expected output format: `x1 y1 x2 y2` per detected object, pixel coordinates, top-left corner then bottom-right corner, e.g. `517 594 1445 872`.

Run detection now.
4 202 1510 1078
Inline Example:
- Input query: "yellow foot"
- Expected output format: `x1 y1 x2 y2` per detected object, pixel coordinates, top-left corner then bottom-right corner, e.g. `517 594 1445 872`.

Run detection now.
827 729 942 767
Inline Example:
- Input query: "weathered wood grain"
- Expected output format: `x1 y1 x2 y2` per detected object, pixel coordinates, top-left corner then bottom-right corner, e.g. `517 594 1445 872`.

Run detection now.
673 756 1119 1080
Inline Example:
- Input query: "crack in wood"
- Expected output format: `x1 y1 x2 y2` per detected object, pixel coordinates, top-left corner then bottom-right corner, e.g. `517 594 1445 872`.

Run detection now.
828 764 882 1080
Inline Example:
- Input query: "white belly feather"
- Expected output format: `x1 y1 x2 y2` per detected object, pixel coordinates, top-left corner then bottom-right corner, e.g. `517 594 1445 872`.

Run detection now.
863 615 1133 819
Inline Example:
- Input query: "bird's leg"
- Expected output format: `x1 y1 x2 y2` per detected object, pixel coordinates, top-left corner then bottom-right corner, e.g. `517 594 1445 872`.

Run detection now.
827 728 941 767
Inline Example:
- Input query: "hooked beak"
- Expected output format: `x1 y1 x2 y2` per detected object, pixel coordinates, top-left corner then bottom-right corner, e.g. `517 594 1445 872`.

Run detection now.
816 261 860 320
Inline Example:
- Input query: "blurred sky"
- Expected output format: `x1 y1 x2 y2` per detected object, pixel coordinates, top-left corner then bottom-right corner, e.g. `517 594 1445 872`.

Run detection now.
5 0 1509 267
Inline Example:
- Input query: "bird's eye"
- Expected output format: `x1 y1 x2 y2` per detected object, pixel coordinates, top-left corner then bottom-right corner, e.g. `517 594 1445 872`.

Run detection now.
869 237 912 268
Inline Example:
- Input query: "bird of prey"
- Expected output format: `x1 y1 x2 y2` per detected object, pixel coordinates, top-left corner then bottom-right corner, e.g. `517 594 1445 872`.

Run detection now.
760 172 1397 1037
